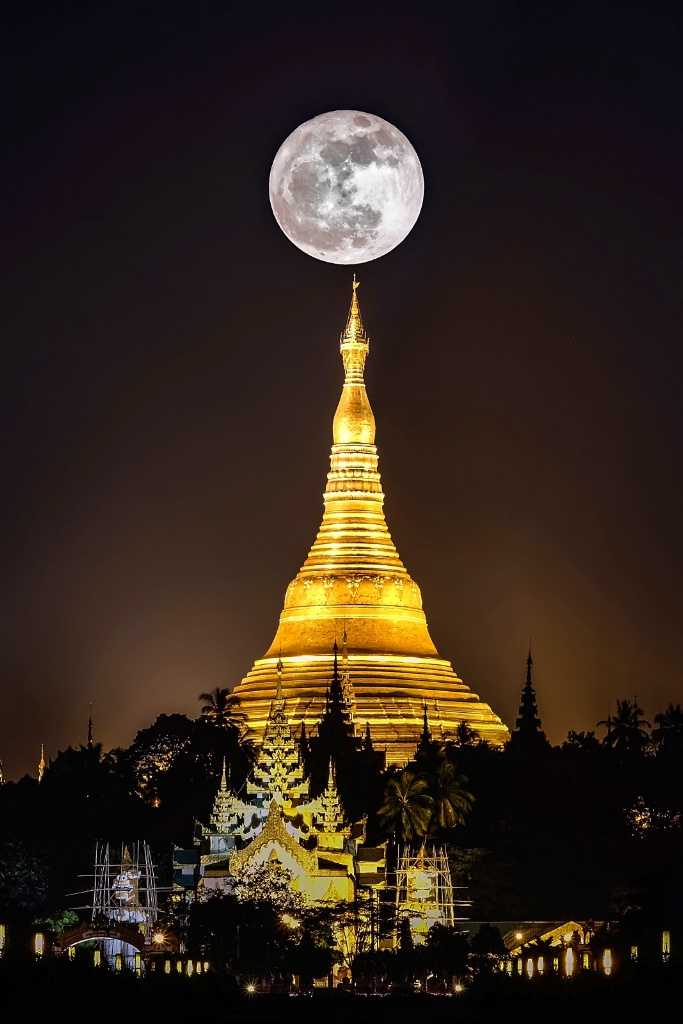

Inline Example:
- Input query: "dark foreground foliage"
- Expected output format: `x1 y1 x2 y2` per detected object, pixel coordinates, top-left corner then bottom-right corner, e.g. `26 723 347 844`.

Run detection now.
0 952 678 1024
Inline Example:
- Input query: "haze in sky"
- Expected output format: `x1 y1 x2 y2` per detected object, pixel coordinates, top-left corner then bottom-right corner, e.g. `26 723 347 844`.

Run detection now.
1 1 682 778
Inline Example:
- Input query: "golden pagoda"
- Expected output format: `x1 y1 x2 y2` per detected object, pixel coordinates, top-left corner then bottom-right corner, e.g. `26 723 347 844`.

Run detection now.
233 280 510 763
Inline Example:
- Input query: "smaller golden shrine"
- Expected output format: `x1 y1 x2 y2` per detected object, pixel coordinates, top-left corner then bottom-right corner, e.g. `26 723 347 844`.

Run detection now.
176 660 376 906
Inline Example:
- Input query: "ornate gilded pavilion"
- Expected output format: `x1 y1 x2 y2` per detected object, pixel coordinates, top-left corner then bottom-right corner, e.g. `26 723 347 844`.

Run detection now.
175 660 378 904
233 282 509 763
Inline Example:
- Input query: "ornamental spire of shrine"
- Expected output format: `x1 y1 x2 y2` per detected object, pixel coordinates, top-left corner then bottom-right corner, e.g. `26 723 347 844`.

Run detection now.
207 758 243 833
248 661 309 806
314 757 346 833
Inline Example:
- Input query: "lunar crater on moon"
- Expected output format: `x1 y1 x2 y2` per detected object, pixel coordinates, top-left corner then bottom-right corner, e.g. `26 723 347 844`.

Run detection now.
269 110 424 264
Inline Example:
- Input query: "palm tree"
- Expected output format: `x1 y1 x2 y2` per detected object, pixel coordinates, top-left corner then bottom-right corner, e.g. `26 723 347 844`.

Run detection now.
428 757 474 831
452 721 480 747
651 703 683 754
198 687 245 731
377 769 434 843
597 698 651 755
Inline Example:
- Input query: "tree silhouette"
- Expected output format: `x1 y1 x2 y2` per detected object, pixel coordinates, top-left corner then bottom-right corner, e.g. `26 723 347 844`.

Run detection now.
428 757 474 832
597 698 651 756
651 703 683 754
377 769 433 843
452 721 480 747
198 687 245 731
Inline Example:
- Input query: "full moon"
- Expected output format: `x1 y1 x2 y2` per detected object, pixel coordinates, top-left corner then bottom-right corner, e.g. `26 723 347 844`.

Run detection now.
269 110 424 265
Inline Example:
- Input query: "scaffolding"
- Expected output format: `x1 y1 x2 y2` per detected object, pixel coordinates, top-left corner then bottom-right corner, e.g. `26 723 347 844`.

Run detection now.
90 841 159 964
395 844 470 944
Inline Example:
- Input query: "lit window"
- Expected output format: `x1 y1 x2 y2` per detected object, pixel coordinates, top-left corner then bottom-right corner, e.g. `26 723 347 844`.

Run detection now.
663 931 671 961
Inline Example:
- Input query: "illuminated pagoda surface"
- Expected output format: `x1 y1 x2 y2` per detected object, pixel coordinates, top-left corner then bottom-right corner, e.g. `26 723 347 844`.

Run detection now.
234 281 510 764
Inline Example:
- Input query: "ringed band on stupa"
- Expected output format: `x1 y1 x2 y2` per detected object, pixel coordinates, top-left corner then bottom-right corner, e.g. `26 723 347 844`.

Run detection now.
233 280 509 763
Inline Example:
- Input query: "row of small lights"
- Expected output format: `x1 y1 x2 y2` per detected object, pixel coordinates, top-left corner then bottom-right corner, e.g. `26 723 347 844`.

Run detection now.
1 924 673 982
507 948 612 977
508 929 672 977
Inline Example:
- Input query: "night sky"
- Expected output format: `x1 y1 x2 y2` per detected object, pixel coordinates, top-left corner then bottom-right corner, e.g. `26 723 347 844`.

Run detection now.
2 2 682 779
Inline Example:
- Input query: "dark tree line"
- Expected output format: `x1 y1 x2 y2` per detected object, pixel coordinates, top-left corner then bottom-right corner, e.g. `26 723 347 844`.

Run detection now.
1 689 682 947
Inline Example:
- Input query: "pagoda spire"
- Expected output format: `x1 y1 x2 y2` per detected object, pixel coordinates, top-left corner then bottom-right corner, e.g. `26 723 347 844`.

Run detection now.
87 703 93 749
363 722 373 751
415 702 439 764
422 703 431 742
38 743 46 782
333 276 374 447
511 643 548 749
341 274 368 347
